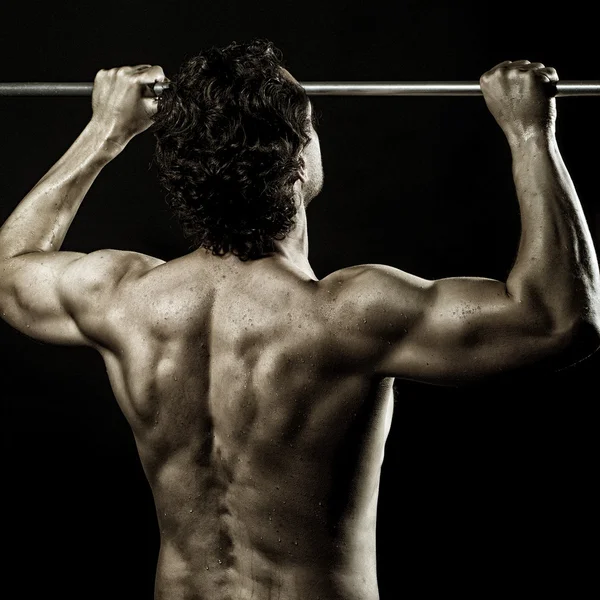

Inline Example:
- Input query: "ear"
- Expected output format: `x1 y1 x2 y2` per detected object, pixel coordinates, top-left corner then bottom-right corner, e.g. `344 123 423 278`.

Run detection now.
297 155 307 183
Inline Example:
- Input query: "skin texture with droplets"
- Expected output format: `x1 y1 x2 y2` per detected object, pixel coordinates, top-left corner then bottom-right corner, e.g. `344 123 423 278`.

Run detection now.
0 60 598 599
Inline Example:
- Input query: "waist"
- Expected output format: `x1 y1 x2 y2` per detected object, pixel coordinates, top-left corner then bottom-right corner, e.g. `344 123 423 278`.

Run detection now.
155 536 379 600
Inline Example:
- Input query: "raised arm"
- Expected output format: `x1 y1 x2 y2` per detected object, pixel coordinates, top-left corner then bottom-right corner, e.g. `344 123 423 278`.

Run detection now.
329 60 600 384
0 65 166 347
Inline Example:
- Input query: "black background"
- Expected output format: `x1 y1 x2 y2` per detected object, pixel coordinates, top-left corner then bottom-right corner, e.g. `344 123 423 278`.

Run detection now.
1 1 597 598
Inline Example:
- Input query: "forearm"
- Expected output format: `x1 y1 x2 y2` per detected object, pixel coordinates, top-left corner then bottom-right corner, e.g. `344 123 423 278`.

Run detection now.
507 132 600 332
0 120 123 258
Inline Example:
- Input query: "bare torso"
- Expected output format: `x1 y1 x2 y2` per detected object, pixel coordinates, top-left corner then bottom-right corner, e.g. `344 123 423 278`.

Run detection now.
98 250 395 600
2 54 597 600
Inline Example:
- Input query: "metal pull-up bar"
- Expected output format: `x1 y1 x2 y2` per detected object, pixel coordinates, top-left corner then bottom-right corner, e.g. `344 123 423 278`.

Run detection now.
0 81 599 97
303 81 600 97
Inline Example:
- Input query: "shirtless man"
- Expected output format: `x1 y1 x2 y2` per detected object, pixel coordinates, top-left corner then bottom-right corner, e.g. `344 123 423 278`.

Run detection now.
0 39 598 600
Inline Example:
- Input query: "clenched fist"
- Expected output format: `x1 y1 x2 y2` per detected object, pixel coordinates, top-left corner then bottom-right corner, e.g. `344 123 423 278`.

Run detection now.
480 60 558 144
90 64 167 146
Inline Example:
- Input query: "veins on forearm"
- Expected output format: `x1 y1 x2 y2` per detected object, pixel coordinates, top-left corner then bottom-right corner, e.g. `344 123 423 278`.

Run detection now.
0 123 116 258
508 137 599 317
1 180 85 256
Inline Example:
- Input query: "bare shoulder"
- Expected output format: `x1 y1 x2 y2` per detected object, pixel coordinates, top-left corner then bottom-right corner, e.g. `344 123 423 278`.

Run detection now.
60 249 166 347
62 248 165 292
319 262 572 383
0 248 166 348
320 263 433 318
315 264 433 372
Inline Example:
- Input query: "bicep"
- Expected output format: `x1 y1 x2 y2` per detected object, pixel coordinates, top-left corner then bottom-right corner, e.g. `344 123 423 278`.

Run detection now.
337 265 559 384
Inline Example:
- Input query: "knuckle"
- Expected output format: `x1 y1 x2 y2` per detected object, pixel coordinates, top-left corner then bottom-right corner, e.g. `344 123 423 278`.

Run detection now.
148 65 164 77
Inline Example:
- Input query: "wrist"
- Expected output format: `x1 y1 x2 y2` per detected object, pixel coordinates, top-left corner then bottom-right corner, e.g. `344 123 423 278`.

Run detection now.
509 129 560 180
506 125 556 152
85 118 134 160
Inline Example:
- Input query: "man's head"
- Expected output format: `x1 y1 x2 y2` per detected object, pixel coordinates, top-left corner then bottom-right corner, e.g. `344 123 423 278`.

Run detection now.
279 68 324 209
297 99 324 209
152 38 323 261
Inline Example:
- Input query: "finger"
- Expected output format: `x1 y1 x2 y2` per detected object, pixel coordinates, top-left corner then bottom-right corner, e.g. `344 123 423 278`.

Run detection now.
481 60 512 81
486 60 512 73
134 65 166 83
143 69 169 99
538 66 559 83
119 64 153 72
483 60 531 79
142 95 162 118
513 62 546 71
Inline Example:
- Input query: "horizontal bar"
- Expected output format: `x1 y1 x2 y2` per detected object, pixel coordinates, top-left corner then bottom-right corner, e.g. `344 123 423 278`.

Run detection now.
0 81 599 97
0 82 167 97
302 81 600 97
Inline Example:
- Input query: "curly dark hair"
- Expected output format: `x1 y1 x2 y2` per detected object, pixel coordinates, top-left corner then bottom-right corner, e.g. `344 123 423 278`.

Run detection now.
151 38 312 261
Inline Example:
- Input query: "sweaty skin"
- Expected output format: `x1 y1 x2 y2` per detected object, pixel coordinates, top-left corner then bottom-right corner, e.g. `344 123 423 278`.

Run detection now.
98 251 394 600
0 61 599 600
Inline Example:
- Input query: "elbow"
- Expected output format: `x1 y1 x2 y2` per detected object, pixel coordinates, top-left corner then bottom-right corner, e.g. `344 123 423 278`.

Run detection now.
574 314 600 355
519 288 600 365
551 313 600 365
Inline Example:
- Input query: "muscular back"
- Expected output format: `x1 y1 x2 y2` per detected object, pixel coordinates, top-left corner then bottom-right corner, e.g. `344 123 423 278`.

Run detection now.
3 233 590 599
2 55 598 600
96 251 395 600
